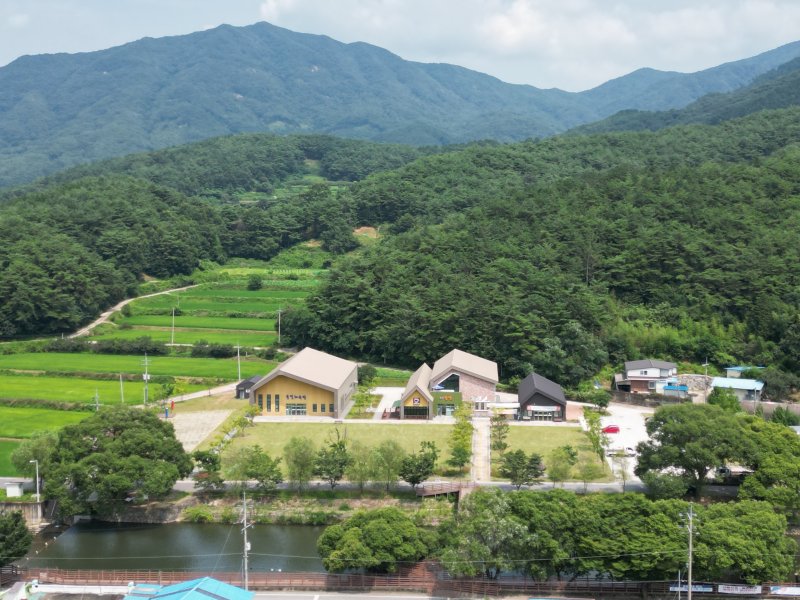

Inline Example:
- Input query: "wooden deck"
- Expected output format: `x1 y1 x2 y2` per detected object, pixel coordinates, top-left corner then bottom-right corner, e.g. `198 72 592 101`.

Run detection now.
415 481 476 498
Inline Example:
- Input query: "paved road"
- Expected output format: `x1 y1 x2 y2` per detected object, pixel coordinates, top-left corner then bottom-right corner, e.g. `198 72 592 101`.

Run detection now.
70 284 199 338
470 415 491 481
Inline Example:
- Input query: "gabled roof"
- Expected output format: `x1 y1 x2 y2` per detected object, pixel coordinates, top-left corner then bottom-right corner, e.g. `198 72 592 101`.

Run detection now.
251 347 357 392
236 374 262 389
518 371 566 406
712 377 764 392
125 577 253 600
431 349 498 385
625 359 677 371
402 363 434 403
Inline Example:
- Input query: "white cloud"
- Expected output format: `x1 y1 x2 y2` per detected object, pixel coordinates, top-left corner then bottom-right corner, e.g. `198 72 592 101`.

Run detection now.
7 13 29 28
2 0 800 90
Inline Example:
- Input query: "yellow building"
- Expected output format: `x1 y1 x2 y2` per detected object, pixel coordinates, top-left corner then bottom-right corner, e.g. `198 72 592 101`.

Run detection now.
399 363 434 419
249 347 358 418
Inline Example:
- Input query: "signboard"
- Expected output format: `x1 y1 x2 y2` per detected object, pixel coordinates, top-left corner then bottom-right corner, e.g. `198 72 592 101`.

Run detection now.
670 585 714 593
718 585 761 595
412 397 421 405
770 587 800 596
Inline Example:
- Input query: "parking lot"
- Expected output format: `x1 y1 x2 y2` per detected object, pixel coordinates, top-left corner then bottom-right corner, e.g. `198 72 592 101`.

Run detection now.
599 402 654 479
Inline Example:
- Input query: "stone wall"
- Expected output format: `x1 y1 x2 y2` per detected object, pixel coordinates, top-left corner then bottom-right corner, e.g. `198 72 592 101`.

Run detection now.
459 374 496 404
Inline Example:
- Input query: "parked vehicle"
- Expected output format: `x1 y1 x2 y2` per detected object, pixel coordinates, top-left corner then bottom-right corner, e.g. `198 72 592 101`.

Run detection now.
602 424 620 434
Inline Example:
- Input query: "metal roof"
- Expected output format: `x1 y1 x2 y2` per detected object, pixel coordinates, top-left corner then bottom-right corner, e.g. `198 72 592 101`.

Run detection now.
711 377 764 391
518 371 566 406
250 347 358 393
402 363 434 403
125 578 253 600
431 349 498 385
624 359 677 371
235 374 262 389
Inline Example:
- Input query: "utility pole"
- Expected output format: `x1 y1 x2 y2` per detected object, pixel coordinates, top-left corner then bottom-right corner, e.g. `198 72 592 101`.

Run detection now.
94 388 100 411
171 307 176 345
242 491 251 590
235 343 242 381
142 353 151 406
120 373 125 405
277 308 282 346
687 503 694 600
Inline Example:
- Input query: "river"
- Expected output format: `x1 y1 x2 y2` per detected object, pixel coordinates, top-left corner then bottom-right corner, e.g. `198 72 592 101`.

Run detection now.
25 522 325 572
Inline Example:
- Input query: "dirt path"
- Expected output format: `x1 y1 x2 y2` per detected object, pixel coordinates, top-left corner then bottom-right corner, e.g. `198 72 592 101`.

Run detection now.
69 284 199 338
471 415 491 483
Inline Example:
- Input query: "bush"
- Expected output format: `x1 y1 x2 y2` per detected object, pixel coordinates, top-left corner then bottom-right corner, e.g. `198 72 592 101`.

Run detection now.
182 505 214 523
247 275 263 291
191 343 237 358
641 472 689 500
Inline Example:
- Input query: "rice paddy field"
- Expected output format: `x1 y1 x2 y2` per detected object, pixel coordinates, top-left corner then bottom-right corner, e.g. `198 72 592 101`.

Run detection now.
0 256 323 473
95 267 320 349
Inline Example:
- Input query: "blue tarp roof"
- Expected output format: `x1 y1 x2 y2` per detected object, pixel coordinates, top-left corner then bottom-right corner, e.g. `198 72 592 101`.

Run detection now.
664 385 689 391
125 578 253 600
712 377 764 391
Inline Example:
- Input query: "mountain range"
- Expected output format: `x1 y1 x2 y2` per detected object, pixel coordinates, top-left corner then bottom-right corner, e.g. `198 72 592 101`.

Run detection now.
1 21 800 187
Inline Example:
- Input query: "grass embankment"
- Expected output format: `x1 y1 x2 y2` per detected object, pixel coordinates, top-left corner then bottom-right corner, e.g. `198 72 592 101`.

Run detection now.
0 407 88 438
0 440 20 475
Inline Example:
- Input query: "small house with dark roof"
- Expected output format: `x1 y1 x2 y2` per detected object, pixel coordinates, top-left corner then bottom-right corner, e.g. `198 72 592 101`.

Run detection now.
616 359 678 393
235 375 262 399
517 372 567 421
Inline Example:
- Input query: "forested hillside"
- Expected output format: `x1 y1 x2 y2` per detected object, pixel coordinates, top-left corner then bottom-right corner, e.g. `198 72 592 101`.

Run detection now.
285 108 800 385
0 135 426 337
1 21 799 187
574 57 800 135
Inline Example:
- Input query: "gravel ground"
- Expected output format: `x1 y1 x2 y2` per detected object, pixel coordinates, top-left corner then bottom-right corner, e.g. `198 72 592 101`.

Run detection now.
168 409 232 451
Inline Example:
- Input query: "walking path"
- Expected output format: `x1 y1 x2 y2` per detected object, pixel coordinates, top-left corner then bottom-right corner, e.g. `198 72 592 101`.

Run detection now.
69 284 199 338
470 415 491 482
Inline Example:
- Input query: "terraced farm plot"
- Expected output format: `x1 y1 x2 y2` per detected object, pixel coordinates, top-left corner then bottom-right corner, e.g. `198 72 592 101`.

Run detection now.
0 440 20 475
0 353 275 380
181 288 313 299
0 374 206 405
92 328 277 346
119 316 277 331
0 406 89 438
131 298 297 314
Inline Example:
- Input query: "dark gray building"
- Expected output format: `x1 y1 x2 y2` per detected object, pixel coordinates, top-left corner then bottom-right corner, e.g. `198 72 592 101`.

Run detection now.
517 372 567 421
235 375 262 399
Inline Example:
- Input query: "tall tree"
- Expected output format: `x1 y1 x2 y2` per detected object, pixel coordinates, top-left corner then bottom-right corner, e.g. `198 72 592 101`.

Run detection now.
0 511 32 567
314 429 351 489
283 436 317 492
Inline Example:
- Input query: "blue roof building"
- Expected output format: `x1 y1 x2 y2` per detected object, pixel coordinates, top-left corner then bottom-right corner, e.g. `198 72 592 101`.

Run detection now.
711 377 764 402
125 577 253 600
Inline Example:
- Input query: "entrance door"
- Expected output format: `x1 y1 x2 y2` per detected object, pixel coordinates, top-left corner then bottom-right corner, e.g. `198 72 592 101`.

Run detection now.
286 403 307 416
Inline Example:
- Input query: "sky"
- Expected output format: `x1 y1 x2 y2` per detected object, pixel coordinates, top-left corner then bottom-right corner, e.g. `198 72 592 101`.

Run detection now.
1 0 799 91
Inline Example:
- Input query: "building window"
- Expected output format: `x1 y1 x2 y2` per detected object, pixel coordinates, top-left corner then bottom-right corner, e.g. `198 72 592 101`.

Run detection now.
320 404 326 413
275 395 280 412
286 403 306 416
640 370 648 375
266 394 271 412
257 394 263 410
312 403 317 413
329 403 334 414
648 381 656 389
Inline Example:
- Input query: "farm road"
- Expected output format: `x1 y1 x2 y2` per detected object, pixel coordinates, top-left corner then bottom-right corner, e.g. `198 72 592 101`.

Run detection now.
70 284 199 338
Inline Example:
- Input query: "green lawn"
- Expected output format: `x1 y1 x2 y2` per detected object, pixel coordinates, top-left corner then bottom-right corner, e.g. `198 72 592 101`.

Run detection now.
0 407 88 438
223 422 454 474
92 327 277 346
496 425 611 482
0 353 275 380
119 315 276 331
0 440 20 475
0 374 206 405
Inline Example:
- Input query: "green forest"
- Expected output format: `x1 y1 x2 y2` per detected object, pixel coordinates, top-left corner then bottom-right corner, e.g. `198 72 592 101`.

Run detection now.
3 107 800 390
